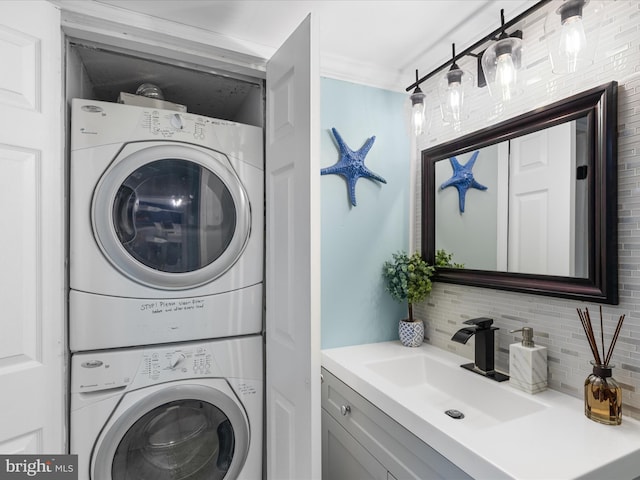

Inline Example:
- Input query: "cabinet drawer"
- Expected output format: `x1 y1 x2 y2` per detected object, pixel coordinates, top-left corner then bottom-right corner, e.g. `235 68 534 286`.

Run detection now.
322 367 472 480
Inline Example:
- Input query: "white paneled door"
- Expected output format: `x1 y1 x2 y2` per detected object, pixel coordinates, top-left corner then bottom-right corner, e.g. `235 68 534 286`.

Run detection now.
508 122 575 276
0 1 65 453
266 14 321 480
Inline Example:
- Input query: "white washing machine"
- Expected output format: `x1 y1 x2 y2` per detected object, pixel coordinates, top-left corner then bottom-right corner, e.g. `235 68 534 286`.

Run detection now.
70 335 262 480
69 99 264 351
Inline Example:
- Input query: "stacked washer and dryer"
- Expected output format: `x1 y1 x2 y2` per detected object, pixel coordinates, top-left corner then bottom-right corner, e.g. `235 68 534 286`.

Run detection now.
68 98 264 480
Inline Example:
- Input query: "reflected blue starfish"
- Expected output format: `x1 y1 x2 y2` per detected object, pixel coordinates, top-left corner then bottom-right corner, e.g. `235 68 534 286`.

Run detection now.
321 128 386 206
440 150 487 213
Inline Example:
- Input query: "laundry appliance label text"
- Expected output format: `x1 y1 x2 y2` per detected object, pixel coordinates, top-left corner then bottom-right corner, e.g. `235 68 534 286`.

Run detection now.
139 298 205 314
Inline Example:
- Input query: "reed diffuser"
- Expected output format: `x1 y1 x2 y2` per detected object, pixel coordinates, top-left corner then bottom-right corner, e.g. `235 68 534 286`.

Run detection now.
576 306 626 425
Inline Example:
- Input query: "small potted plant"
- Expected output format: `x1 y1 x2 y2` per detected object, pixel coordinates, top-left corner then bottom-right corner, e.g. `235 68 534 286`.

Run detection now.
382 251 435 347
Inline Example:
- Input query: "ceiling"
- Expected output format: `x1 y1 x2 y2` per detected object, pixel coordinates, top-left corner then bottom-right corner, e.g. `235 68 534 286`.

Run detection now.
90 0 536 92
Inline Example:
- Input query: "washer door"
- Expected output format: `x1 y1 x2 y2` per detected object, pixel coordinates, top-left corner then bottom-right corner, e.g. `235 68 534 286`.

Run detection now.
93 384 249 480
93 143 251 290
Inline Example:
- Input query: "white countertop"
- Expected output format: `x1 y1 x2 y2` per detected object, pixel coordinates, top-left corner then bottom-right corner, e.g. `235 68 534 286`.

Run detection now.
322 341 640 480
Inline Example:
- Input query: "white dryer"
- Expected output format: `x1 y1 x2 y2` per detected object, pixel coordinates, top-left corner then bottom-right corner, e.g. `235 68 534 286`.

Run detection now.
69 99 264 351
70 335 262 480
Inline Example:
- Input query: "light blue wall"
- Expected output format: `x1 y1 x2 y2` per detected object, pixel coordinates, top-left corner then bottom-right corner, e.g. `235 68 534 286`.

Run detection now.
320 77 410 349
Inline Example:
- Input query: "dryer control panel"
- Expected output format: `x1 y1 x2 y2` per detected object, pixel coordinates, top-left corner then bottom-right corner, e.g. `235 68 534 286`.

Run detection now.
71 341 218 394
141 110 210 141
70 98 264 170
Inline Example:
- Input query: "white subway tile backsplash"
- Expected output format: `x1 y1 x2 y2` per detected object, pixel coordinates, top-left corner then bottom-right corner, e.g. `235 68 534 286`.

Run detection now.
414 0 640 419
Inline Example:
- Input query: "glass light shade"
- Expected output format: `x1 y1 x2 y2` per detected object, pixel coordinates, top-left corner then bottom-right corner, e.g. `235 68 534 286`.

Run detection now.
545 0 605 75
481 36 523 103
438 66 473 126
410 88 427 136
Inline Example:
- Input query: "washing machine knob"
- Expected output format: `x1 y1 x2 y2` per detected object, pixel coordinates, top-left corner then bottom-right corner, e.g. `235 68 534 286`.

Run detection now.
169 352 186 369
170 113 184 130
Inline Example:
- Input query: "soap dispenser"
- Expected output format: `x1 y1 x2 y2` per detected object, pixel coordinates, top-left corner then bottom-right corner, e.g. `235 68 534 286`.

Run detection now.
509 327 547 394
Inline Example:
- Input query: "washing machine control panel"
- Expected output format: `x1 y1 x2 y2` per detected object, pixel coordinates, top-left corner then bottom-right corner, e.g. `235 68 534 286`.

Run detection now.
141 347 213 378
71 342 216 393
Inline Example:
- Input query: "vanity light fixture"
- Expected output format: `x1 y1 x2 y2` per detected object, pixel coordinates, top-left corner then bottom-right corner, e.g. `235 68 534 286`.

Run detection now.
438 44 473 127
544 0 605 74
410 69 427 136
480 9 524 103
405 1 550 129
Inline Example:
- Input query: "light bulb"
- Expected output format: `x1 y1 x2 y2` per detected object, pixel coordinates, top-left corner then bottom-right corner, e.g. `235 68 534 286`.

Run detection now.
558 14 587 73
495 52 517 102
410 88 426 136
412 101 426 136
446 82 463 122
440 64 469 126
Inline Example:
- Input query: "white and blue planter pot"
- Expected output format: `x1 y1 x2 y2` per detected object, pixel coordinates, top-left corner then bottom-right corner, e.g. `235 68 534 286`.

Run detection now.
399 320 424 347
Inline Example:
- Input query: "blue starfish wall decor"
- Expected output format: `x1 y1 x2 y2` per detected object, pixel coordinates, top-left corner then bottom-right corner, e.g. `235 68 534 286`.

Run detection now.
321 127 386 206
440 150 487 213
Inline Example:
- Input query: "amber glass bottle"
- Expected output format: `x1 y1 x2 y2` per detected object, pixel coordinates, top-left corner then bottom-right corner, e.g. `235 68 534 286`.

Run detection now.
584 363 622 425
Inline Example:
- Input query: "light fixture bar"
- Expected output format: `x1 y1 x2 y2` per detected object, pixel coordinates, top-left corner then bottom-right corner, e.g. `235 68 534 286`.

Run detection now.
405 0 551 93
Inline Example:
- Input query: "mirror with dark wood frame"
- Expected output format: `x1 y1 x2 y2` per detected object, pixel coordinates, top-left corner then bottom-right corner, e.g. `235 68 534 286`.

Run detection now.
422 81 618 304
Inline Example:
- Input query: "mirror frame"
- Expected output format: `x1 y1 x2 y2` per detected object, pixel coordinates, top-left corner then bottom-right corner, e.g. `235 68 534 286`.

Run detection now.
422 81 618 304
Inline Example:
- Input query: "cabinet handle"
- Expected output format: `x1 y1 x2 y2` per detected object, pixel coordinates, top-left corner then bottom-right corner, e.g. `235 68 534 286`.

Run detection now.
340 405 351 416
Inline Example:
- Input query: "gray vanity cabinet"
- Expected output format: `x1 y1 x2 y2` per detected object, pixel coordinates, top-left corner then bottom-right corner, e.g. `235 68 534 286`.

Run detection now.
322 410 388 479
321 368 472 480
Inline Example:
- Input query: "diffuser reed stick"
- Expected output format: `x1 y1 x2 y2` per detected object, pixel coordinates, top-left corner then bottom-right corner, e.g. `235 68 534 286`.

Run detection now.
576 307 626 366
576 308 601 364
600 305 605 364
605 314 626 366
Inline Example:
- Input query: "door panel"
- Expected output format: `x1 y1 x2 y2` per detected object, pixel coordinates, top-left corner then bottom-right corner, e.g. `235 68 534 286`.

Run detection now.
322 410 387 480
265 14 321 480
0 1 64 453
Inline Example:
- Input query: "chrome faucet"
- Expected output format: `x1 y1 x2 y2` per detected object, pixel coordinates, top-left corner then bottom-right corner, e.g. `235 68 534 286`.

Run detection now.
451 317 509 382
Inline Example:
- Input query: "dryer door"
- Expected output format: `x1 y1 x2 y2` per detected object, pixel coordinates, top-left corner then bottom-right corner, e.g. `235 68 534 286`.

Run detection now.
92 383 249 480
93 143 251 290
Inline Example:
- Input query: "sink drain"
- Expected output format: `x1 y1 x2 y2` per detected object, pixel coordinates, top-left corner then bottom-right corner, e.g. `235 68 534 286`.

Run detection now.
445 409 464 419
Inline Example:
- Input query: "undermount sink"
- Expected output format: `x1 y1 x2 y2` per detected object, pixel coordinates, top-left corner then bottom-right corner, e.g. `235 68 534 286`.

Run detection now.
365 351 547 424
